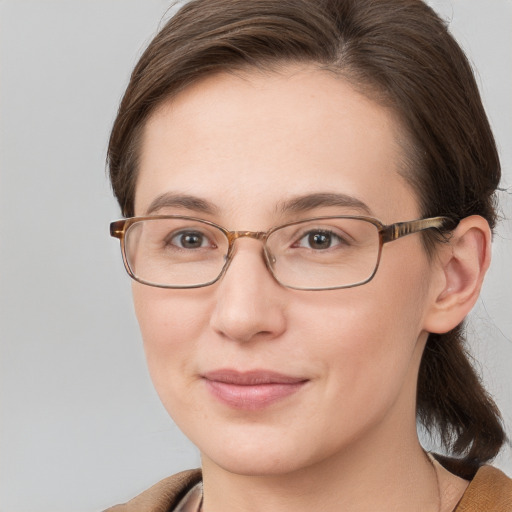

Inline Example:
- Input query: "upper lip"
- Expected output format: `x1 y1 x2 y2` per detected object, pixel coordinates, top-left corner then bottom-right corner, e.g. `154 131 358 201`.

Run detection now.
202 369 307 385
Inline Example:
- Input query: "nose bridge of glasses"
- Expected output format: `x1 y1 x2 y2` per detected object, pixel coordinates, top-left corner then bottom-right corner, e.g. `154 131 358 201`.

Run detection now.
227 230 267 243
224 230 274 270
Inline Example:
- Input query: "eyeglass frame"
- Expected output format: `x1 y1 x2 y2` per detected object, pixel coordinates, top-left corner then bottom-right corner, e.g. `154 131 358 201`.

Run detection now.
110 214 456 291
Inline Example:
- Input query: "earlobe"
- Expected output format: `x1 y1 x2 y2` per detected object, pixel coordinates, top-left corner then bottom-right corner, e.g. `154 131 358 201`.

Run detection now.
424 215 491 334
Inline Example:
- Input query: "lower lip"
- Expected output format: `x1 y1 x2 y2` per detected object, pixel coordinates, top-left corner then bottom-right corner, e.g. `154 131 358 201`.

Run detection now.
204 380 307 410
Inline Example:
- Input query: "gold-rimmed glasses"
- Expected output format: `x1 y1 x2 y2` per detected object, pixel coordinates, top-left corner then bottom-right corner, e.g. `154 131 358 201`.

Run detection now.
110 215 455 290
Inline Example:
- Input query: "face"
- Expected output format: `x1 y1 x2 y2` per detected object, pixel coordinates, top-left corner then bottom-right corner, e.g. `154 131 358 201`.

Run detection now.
133 66 438 477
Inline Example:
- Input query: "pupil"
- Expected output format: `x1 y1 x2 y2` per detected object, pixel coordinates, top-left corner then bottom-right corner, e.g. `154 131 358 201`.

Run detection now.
181 232 202 248
309 232 330 249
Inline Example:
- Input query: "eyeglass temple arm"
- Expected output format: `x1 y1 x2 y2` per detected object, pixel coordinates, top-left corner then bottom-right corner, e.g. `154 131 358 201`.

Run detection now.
381 216 456 243
110 220 126 239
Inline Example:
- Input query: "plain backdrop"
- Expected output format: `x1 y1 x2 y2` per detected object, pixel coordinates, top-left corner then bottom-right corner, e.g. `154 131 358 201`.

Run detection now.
0 1 511 511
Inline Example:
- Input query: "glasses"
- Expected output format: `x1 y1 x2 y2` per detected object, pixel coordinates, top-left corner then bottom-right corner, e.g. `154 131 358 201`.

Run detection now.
110 215 454 291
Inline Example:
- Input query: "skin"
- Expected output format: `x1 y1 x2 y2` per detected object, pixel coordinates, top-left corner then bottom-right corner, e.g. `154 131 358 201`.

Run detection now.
132 66 475 511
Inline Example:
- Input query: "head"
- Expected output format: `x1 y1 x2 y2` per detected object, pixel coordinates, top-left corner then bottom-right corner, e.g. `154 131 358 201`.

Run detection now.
108 0 505 474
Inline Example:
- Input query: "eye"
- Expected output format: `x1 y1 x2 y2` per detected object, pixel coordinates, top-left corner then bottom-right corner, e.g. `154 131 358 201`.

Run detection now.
295 230 346 250
168 230 212 249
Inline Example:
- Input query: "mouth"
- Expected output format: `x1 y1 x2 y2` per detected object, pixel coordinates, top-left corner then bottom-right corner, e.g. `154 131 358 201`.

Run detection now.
201 369 309 410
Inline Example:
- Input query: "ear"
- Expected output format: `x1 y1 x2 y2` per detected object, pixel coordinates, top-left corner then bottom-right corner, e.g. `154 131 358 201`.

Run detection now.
423 215 491 334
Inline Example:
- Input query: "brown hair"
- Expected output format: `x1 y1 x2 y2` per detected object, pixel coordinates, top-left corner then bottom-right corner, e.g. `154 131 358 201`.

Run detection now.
108 0 505 473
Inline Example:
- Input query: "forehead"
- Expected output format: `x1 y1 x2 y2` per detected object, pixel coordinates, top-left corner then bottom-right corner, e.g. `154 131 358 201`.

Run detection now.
135 65 419 224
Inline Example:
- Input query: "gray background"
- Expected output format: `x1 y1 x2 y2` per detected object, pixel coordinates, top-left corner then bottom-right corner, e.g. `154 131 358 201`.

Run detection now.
0 1 510 511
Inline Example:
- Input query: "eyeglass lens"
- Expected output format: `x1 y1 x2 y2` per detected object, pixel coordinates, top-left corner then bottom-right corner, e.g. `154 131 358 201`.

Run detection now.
122 217 381 290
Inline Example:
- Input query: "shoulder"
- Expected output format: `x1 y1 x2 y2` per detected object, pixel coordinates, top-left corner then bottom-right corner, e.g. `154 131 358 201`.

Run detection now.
103 469 202 512
456 466 512 512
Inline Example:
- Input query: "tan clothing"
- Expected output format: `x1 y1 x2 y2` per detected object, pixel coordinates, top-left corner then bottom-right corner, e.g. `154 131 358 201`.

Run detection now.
105 469 201 512
456 466 512 511
105 465 512 512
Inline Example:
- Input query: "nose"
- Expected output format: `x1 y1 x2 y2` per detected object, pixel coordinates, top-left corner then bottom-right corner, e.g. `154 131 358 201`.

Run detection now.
209 239 287 343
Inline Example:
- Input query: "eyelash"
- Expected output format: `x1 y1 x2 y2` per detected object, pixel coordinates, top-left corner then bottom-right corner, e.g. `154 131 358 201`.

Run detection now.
293 229 349 250
166 230 214 250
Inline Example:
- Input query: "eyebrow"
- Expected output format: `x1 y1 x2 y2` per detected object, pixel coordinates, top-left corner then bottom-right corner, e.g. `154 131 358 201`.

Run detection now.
144 191 372 218
145 193 220 216
278 193 372 215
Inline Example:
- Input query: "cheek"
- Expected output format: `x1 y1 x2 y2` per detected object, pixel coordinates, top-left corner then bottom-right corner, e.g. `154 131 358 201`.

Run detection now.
302 291 417 389
302 253 431 410
132 284 211 395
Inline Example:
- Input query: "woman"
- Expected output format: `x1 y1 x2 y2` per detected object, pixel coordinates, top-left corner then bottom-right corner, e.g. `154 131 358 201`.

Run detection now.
106 0 511 510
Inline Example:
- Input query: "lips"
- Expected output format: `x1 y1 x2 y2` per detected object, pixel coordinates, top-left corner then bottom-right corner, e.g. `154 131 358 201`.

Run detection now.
202 370 308 410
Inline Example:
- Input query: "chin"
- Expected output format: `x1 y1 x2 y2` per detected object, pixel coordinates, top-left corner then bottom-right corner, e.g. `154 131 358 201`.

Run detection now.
203 449 310 478
194 421 338 478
